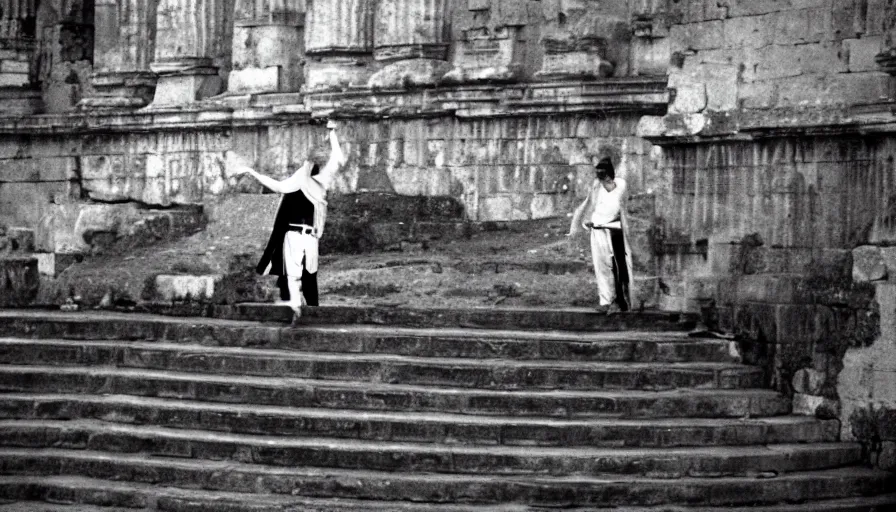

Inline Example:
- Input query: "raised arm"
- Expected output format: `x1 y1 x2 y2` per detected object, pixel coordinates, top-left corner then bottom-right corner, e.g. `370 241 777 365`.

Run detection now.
311 121 347 190
226 151 307 194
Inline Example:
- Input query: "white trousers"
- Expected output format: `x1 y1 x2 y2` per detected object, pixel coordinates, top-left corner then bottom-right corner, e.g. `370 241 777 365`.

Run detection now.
590 229 616 306
283 231 319 275
282 231 318 309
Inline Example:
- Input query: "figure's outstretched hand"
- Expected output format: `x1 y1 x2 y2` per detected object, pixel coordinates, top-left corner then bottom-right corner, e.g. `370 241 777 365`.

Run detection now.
225 151 253 176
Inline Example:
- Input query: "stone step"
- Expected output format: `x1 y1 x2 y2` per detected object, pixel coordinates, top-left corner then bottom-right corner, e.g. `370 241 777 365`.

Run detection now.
0 365 791 418
0 393 837 448
0 449 891 507
0 339 761 391
129 304 699 331
0 420 860 478
0 311 727 363
3 476 896 512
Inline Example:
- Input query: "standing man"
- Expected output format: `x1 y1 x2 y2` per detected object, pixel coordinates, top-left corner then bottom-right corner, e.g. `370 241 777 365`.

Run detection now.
227 120 347 314
568 157 633 314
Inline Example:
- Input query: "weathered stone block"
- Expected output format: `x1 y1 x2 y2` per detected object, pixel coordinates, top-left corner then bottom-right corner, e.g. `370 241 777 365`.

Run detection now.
728 0 791 17
793 368 826 395
149 73 224 107
845 36 885 72
0 257 38 307
670 83 707 113
774 8 812 44
0 73 29 87
736 275 801 304
3 227 35 253
33 253 56 277
0 60 28 74
154 274 221 302
793 392 840 418
853 245 887 283
723 15 775 49
368 59 453 89
228 67 281 94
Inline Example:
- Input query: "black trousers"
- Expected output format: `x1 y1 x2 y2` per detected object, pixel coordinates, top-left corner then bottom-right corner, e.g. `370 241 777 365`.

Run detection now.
276 266 319 306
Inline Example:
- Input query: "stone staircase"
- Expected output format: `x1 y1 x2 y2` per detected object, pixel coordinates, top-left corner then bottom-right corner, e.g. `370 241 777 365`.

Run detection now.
0 307 893 511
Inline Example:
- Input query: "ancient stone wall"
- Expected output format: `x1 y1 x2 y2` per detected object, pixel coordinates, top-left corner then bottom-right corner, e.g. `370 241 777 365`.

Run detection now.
0 100 662 251
641 0 896 468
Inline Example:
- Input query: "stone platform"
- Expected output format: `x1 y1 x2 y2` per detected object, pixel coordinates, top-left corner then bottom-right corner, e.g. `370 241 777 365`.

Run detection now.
0 308 892 510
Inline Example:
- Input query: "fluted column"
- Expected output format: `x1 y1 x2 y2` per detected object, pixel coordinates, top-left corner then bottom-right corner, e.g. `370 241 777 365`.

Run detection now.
0 0 41 114
80 0 159 109
228 0 305 94
367 0 451 88
303 0 374 91
148 0 226 106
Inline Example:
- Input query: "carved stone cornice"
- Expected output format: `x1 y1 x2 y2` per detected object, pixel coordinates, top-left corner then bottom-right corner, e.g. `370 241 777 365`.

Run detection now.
637 105 896 146
0 78 669 134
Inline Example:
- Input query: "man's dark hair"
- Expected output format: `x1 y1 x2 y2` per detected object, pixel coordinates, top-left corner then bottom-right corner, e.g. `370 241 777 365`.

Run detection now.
595 157 615 180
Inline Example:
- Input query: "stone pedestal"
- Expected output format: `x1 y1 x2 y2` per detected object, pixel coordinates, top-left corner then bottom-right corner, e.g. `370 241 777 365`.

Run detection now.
443 0 526 85
148 0 226 106
631 6 671 77
443 26 524 85
536 0 614 80
228 0 305 95
81 0 159 109
0 0 41 114
304 0 374 91
368 0 450 88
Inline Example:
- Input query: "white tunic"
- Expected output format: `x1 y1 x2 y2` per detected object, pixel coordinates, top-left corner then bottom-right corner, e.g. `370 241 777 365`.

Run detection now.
590 178 626 228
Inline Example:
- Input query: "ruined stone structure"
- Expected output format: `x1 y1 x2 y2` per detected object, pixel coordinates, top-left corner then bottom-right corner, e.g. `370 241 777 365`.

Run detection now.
1 0 896 499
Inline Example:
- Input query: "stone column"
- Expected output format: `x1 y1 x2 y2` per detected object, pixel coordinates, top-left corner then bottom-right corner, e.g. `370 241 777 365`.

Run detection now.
0 0 41 114
367 0 451 88
148 0 226 106
536 0 614 80
303 0 374 92
80 0 158 109
229 0 305 94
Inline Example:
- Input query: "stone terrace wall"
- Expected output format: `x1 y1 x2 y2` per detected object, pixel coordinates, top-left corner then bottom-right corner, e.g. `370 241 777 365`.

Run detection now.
641 0 896 468
0 83 667 263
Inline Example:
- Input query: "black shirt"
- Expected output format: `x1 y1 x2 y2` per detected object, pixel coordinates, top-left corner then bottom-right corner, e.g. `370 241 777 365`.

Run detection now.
283 190 315 226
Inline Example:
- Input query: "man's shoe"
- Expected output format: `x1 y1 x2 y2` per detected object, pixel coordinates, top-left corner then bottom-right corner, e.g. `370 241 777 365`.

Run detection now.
606 303 621 315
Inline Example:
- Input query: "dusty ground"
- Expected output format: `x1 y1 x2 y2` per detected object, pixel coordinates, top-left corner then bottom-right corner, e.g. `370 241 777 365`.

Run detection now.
37 214 618 310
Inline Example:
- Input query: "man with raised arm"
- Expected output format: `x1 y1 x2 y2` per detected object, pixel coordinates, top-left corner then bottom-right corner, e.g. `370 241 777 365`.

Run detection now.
226 120 347 314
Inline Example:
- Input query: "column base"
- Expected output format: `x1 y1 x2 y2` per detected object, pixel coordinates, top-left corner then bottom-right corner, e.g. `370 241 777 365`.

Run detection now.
228 23 304 95
79 71 157 110
146 64 223 108
304 56 373 92
441 64 522 85
228 66 281 95
535 51 615 80
367 58 452 89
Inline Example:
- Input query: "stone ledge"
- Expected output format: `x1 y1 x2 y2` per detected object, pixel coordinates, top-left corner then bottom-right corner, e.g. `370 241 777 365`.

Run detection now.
135 302 700 332
0 79 669 135
639 104 896 145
